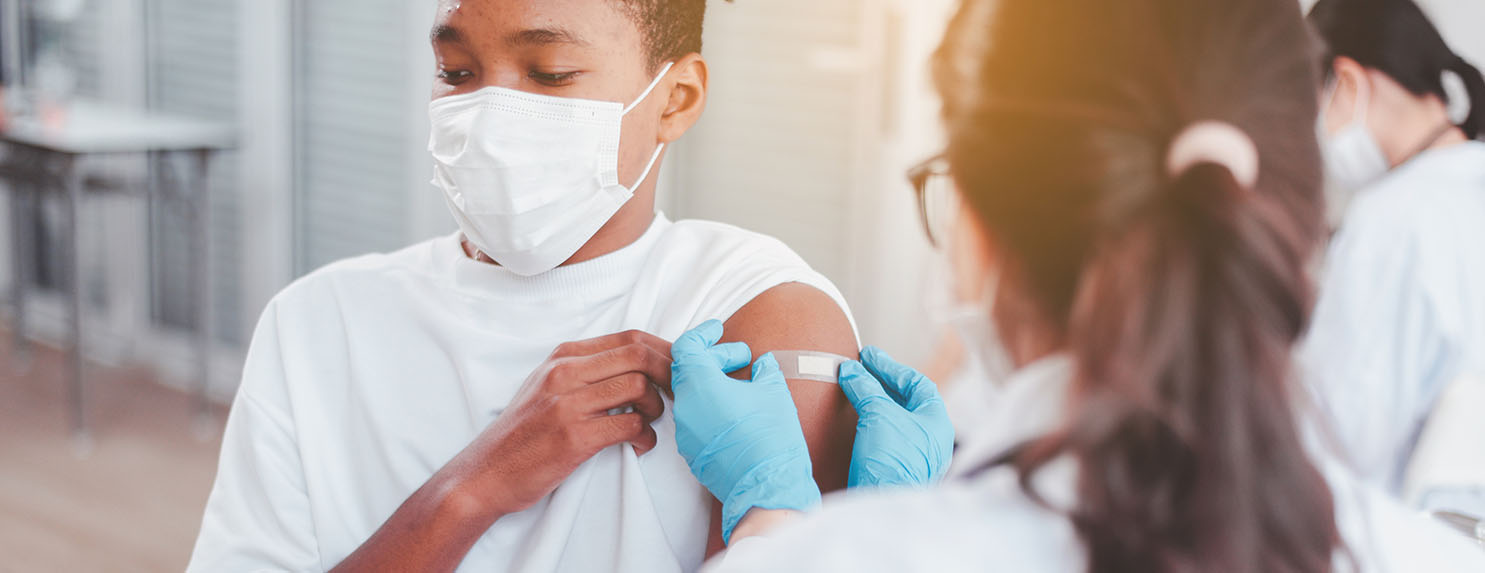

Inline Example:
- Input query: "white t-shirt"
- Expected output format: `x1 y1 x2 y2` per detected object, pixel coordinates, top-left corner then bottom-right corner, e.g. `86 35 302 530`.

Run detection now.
188 213 855 573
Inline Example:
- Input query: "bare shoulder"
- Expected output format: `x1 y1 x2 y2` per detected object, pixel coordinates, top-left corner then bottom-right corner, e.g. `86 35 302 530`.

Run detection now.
700 282 862 556
719 282 858 355
721 281 859 488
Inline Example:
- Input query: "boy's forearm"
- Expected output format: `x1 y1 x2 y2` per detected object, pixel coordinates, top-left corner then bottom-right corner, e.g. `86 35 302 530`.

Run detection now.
330 463 503 572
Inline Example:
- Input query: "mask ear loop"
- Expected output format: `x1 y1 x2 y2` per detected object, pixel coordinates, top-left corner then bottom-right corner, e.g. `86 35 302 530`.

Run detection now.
1322 72 1372 133
620 61 677 191
626 144 667 191
622 61 676 116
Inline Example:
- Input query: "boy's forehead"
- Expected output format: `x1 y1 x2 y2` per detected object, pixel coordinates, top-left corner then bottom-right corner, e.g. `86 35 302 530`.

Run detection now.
433 0 641 52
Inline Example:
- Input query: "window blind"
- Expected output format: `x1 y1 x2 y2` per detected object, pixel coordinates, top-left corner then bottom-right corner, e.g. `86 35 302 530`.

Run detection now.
291 0 412 275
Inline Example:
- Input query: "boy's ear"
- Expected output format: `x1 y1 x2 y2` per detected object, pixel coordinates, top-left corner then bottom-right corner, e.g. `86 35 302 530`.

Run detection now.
658 53 708 144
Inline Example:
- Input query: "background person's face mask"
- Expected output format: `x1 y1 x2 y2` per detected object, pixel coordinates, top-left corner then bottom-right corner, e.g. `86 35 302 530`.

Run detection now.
1320 76 1390 225
428 62 674 276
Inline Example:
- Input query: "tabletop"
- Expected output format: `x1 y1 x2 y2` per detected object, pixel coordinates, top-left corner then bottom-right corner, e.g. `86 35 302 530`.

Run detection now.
0 99 236 155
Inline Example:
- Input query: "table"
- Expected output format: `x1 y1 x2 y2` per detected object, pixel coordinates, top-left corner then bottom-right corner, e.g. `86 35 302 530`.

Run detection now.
1 100 235 446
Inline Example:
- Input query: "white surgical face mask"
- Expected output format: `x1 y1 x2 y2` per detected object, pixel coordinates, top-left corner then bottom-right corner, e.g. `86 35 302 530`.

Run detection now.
930 259 1015 388
926 196 1015 388
1320 76 1390 225
428 62 674 276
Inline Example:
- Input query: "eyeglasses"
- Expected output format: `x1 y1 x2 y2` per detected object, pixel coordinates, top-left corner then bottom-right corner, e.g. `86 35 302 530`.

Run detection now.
906 153 956 248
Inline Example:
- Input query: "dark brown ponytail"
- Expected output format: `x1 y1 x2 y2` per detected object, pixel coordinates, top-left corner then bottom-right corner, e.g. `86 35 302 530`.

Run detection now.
1448 55 1485 139
1051 162 1336 572
933 0 1342 571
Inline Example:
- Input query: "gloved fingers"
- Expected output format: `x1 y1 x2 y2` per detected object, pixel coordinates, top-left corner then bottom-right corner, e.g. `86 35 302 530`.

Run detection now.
861 346 937 410
707 341 754 374
749 352 787 385
672 320 726 365
839 359 897 414
914 392 950 420
903 379 948 415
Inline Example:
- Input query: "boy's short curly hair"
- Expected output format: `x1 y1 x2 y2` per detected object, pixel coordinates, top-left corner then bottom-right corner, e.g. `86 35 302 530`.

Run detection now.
615 0 728 70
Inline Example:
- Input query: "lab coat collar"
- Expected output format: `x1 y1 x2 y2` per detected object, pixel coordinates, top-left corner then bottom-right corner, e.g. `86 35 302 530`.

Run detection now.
947 353 1075 479
1364 140 1485 201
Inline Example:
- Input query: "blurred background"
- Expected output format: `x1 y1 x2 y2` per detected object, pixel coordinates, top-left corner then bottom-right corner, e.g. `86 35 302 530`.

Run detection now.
0 0 1479 570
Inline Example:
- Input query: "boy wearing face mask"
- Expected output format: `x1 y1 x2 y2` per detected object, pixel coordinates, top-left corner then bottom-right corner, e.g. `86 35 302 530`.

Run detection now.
187 1 860 571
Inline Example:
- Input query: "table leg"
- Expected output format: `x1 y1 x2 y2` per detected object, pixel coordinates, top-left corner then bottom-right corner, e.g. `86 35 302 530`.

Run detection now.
190 149 214 439
61 156 91 452
8 179 32 369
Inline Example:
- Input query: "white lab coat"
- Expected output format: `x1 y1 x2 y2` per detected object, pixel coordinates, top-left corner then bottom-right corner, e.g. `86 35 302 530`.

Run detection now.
706 355 1485 572
1300 141 1485 507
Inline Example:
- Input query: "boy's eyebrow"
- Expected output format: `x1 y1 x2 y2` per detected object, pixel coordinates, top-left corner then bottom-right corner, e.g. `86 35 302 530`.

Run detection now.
430 24 590 48
431 24 461 44
508 27 591 47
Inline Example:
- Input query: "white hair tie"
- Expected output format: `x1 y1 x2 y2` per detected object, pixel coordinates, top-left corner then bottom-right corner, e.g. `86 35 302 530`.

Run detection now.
1165 120 1260 189
1441 69 1472 126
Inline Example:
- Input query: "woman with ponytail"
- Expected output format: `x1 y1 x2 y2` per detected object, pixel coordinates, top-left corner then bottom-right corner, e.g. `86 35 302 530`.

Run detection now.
1302 0 1485 515
664 0 1485 571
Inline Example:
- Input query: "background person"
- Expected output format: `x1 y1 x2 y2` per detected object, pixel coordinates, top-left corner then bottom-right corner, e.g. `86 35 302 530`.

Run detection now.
1301 0 1485 510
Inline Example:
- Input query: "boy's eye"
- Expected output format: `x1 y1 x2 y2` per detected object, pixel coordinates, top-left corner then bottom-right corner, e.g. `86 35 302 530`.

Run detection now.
529 70 581 86
438 69 473 84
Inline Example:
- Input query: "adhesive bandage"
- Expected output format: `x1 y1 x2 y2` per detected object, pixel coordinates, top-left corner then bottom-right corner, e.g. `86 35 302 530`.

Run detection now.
769 351 857 384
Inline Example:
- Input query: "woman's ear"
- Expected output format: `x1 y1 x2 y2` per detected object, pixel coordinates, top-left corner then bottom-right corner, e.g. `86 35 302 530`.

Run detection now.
948 199 998 306
1322 56 1369 135
658 53 709 144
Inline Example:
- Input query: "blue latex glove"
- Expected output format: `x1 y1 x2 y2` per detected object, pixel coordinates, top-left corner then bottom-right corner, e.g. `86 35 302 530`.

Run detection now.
670 320 822 544
840 346 955 489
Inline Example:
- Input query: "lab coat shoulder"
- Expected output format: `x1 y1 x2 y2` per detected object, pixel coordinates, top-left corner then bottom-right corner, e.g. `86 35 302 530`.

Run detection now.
1335 141 1485 282
707 483 1080 573
709 466 1485 573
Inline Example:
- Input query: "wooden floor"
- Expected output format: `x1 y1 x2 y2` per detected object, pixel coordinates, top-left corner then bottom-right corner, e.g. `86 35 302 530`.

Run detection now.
0 330 228 572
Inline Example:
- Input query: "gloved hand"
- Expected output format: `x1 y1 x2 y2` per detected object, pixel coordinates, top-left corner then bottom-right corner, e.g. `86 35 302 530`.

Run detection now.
670 320 822 544
840 346 955 489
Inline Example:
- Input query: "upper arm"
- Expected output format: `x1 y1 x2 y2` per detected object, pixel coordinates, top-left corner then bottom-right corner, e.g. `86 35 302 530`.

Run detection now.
721 282 860 491
700 282 860 554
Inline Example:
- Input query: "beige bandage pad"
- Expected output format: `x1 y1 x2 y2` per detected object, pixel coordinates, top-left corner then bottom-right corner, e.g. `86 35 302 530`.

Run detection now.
770 351 856 384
